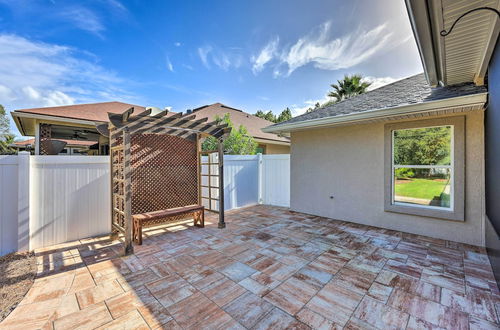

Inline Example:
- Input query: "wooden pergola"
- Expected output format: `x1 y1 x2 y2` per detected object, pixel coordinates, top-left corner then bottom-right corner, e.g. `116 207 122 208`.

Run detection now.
97 108 231 255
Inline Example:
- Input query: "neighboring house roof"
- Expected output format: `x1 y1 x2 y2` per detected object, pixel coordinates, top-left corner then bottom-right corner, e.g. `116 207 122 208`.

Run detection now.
14 101 148 122
264 73 487 133
187 103 289 144
13 138 97 147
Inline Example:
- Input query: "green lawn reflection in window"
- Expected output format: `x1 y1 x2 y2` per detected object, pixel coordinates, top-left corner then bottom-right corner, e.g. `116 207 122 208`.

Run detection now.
392 126 453 209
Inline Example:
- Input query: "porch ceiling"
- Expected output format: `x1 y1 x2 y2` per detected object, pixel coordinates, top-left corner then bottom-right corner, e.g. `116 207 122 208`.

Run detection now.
2 205 498 329
408 0 500 86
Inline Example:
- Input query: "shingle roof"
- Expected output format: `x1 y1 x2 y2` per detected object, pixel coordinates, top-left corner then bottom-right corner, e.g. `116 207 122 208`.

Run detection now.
14 101 150 122
188 103 289 143
270 73 487 128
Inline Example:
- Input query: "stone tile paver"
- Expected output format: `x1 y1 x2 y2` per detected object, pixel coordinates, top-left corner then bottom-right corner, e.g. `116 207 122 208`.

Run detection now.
1 205 499 330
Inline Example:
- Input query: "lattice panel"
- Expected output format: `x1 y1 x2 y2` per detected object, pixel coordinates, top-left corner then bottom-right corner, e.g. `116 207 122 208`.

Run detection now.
200 152 220 212
39 123 52 155
111 145 126 231
130 134 198 215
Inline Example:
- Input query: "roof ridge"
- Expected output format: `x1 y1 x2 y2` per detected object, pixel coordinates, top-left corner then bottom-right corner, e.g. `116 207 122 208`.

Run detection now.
268 72 486 129
15 101 143 112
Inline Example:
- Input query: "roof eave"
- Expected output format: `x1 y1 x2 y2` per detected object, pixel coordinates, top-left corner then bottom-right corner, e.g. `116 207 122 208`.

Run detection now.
12 111 104 127
263 92 487 134
405 0 441 87
253 137 290 146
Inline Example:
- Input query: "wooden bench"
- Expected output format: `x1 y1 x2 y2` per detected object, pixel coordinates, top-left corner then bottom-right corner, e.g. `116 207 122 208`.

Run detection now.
132 205 204 245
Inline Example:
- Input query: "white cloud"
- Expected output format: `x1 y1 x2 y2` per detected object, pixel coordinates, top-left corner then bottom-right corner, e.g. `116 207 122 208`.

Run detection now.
102 0 128 14
166 55 174 72
251 37 279 74
363 76 397 90
21 86 75 107
58 7 105 37
212 52 232 71
198 45 213 69
289 94 331 116
0 34 136 113
252 21 402 77
197 45 243 71
174 42 181 47
280 22 393 76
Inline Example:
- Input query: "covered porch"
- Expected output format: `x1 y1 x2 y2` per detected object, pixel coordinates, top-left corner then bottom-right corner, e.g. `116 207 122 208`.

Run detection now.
2 205 499 329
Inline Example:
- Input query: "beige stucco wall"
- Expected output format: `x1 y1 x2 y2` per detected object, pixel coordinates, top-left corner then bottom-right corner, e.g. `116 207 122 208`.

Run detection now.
290 110 485 246
265 143 290 154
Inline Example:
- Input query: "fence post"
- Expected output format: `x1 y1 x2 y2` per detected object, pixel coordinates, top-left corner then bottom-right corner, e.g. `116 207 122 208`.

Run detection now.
17 151 30 252
257 153 263 204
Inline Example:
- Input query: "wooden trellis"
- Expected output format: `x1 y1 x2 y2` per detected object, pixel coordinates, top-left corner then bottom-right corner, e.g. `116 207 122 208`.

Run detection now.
97 107 230 255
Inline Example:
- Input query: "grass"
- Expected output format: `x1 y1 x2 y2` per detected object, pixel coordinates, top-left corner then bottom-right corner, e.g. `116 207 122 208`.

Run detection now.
395 178 449 201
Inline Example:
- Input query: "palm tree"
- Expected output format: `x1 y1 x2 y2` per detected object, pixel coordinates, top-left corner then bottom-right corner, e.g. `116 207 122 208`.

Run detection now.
328 74 371 102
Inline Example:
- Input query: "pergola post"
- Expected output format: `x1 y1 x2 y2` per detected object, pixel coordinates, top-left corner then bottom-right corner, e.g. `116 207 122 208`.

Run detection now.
217 139 225 229
123 127 133 255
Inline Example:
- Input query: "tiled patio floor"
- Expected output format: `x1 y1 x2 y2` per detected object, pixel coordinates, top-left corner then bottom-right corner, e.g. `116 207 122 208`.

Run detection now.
2 205 500 329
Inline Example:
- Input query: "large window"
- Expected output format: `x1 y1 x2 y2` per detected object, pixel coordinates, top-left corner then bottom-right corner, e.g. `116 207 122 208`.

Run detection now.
392 126 453 209
384 117 464 221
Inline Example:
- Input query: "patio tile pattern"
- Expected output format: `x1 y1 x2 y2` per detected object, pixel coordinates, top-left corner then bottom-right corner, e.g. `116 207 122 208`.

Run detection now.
1 205 499 329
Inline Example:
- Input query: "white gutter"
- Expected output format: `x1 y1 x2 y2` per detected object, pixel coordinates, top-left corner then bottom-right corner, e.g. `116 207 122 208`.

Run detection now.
405 0 440 87
263 92 487 134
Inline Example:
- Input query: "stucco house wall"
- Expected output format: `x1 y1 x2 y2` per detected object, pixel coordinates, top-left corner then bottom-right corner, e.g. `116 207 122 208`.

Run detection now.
290 110 485 246
265 143 290 154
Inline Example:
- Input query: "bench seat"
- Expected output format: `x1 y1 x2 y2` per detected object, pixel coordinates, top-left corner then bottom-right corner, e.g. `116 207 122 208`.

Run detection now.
132 204 204 244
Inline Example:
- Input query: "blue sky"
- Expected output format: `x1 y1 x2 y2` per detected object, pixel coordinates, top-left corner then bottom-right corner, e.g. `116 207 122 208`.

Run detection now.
0 0 423 136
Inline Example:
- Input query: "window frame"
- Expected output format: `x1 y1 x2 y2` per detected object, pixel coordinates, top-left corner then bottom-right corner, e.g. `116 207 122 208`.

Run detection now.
384 117 465 221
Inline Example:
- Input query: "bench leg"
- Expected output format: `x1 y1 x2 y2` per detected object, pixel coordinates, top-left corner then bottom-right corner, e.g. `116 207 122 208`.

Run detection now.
194 210 204 228
110 229 119 241
193 211 199 227
138 221 143 245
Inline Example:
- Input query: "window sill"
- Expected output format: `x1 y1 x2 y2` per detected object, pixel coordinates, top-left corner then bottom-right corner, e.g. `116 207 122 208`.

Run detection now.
384 203 464 221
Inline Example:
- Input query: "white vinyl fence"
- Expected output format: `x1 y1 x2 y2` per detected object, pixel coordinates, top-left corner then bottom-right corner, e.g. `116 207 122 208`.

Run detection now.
30 156 111 249
0 153 28 256
0 153 289 253
261 155 290 207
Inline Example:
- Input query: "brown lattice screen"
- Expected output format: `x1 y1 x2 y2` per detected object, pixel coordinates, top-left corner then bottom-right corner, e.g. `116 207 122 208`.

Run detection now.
130 134 198 215
39 123 52 155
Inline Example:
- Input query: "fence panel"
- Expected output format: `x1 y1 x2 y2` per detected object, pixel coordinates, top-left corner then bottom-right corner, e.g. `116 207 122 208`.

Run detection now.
30 156 110 250
1 153 290 253
262 154 290 207
0 156 19 255
224 155 259 210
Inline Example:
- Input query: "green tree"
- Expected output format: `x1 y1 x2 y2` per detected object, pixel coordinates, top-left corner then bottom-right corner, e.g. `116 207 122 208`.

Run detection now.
0 133 16 155
202 113 257 155
276 107 292 123
254 110 276 122
328 74 371 102
0 105 16 155
0 105 10 136
306 102 322 113
394 126 451 179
